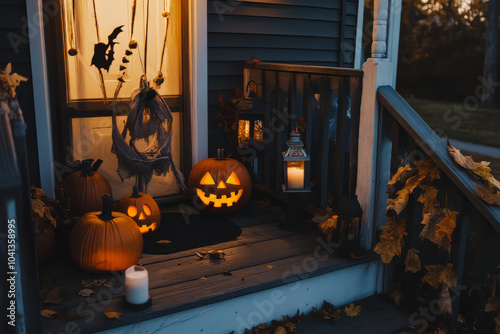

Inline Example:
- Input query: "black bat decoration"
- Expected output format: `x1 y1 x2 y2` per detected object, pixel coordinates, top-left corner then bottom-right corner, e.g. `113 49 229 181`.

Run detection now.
91 25 124 72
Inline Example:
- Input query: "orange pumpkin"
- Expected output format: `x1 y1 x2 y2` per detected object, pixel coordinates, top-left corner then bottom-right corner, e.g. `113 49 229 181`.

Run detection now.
187 149 252 213
63 159 112 216
114 186 161 234
69 194 143 272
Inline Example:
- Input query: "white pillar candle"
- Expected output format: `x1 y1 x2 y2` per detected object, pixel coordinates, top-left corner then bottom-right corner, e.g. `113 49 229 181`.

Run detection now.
125 265 149 305
287 166 304 189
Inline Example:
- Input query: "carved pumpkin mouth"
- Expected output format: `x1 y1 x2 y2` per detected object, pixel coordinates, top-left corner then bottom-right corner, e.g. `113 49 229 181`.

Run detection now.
138 222 157 234
196 188 243 208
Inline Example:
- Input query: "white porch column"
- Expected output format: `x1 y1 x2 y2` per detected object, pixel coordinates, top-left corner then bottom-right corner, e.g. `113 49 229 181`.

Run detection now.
356 0 397 249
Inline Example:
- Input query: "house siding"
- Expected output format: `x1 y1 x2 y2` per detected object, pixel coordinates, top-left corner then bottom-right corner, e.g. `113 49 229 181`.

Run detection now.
207 0 359 155
0 0 40 187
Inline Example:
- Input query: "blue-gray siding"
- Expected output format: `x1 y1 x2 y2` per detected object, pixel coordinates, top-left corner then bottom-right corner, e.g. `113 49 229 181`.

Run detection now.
207 0 359 155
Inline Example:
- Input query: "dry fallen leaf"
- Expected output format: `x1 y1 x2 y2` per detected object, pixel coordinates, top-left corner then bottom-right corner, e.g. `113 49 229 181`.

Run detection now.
285 322 296 332
405 249 421 274
485 296 500 312
42 286 66 304
41 309 57 318
199 276 207 281
81 279 112 288
319 215 338 235
374 217 407 263
78 289 96 297
274 326 286 334
421 263 456 289
387 164 412 195
438 287 452 315
104 311 122 319
266 265 276 269
310 301 341 322
344 303 361 317
311 206 334 224
476 184 500 205
156 240 172 244
420 208 458 252
196 250 226 260
387 174 426 214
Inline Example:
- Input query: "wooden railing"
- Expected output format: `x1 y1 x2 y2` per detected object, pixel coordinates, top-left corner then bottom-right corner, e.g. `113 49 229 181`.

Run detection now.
242 62 363 209
376 86 500 332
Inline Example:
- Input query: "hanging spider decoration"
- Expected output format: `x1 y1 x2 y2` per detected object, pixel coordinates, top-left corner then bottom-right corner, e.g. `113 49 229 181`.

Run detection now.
91 25 124 72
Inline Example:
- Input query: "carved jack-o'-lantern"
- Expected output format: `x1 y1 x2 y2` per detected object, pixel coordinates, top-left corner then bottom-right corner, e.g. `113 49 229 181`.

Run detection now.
187 149 252 213
114 186 161 234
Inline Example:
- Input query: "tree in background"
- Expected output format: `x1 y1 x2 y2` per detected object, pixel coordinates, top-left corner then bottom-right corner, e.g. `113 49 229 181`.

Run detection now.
397 0 497 103
482 0 499 106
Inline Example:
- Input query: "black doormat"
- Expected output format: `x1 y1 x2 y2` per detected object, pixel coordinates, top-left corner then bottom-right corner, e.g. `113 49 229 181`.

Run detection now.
142 212 242 254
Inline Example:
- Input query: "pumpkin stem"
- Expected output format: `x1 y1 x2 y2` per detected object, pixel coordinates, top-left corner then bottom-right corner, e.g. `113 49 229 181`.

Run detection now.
98 194 115 220
131 186 141 198
217 148 225 161
79 160 95 177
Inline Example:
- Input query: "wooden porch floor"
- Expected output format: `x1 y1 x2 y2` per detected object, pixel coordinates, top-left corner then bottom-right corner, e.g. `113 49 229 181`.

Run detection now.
39 206 377 334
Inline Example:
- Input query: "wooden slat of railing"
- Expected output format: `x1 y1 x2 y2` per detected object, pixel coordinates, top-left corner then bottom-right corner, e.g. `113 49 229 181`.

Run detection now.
263 70 273 187
303 75 313 156
288 73 297 132
449 198 470 331
333 77 349 208
377 86 500 232
319 76 332 208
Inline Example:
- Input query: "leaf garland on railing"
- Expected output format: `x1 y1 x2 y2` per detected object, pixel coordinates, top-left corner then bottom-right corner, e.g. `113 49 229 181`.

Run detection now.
448 141 500 206
374 157 460 320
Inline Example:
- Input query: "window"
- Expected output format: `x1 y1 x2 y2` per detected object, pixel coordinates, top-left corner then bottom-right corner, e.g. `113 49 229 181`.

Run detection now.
53 0 189 200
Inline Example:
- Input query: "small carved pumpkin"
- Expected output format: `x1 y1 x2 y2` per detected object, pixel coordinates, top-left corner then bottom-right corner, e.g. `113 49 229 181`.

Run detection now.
114 186 161 234
62 159 112 216
187 149 251 213
69 194 143 272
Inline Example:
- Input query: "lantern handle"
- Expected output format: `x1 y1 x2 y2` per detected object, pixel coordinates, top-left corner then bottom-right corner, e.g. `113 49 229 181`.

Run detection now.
245 80 258 97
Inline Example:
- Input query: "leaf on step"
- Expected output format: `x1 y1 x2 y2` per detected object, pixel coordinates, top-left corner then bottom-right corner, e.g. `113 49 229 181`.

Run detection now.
207 250 226 259
41 309 57 318
78 289 96 297
104 311 122 319
405 248 421 274
42 286 67 304
311 206 334 224
374 217 407 263
421 263 456 289
199 276 207 281
266 265 276 269
485 296 500 312
156 240 172 244
476 184 500 205
310 301 341 322
387 164 412 195
195 252 206 259
81 279 112 288
344 303 361 317
274 326 286 334
318 215 338 235
438 287 452 315
495 313 500 334
285 322 296 332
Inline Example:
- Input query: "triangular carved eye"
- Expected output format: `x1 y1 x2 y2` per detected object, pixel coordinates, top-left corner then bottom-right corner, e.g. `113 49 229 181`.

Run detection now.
200 172 216 185
226 172 241 185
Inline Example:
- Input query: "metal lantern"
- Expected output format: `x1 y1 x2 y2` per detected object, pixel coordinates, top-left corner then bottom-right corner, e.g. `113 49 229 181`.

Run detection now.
237 80 264 149
283 131 310 192
335 195 363 245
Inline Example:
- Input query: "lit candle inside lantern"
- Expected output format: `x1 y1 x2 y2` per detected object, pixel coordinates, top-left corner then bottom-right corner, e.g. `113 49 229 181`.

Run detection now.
125 265 149 305
287 165 304 189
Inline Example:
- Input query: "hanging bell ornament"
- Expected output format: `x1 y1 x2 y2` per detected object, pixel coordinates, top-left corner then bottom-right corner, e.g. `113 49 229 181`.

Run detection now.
161 11 169 18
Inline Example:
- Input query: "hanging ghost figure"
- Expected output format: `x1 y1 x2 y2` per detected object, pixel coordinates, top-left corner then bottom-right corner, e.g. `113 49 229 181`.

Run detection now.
111 80 186 193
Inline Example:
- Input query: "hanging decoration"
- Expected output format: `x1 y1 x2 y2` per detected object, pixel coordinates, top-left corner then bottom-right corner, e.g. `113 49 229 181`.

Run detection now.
111 0 185 193
64 0 78 56
90 0 123 106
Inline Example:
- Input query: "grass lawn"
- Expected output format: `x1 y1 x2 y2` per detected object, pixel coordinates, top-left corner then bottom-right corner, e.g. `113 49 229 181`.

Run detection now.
405 98 500 148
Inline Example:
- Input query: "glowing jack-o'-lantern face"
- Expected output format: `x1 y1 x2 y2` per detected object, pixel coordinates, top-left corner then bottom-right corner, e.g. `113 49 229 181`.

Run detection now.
114 187 161 234
187 154 252 214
